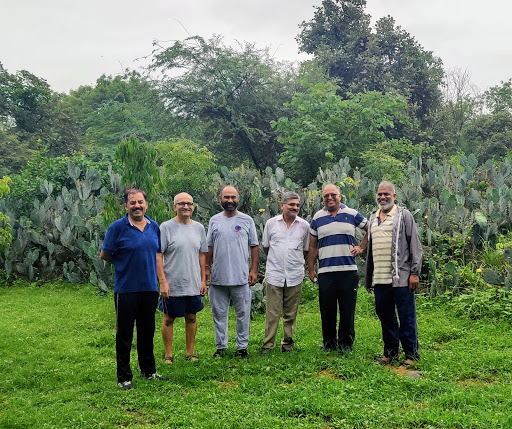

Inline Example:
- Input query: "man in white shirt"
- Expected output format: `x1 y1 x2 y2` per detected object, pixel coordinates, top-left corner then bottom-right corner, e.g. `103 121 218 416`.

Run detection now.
261 192 310 354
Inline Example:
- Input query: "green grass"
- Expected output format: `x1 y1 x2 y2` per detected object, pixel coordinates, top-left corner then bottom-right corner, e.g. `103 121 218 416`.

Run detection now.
1 282 511 428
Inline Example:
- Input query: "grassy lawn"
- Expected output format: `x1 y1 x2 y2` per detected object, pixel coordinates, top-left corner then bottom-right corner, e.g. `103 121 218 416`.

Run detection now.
0 282 511 428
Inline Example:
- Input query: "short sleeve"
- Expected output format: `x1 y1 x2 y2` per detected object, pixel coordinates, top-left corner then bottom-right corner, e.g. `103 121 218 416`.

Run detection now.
249 218 259 247
206 218 214 247
309 218 318 237
262 219 271 248
102 224 117 253
355 212 367 229
199 225 207 253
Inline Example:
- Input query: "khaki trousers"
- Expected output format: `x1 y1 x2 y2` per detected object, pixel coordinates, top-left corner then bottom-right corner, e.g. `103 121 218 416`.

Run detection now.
262 280 302 351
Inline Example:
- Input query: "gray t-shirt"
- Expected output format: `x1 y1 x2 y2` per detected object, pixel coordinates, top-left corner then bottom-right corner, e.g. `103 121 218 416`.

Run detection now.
207 211 259 286
160 219 207 296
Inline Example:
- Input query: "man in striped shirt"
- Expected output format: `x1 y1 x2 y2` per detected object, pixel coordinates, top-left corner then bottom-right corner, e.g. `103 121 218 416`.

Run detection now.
308 184 368 352
359 181 422 368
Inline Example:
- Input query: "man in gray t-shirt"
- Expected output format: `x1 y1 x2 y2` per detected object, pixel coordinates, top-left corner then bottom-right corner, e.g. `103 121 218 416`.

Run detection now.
157 193 207 363
206 185 259 358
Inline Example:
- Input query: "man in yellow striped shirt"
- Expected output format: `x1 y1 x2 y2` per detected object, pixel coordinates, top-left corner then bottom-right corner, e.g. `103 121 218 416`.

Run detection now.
358 181 423 368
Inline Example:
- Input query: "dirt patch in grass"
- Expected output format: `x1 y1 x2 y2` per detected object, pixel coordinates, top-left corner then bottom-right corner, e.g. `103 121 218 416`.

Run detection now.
390 366 423 379
457 376 497 387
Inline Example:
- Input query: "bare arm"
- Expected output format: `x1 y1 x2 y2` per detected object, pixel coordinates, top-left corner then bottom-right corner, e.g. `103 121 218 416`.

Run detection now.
248 245 259 286
99 250 112 264
307 234 318 282
156 253 170 298
263 247 269 255
206 246 213 285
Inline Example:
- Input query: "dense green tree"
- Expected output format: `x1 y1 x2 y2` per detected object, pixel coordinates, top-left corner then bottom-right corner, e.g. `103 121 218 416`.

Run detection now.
296 0 444 121
155 138 217 204
463 111 512 163
484 79 512 114
68 72 176 158
427 68 480 157
273 81 411 185
150 35 297 170
0 63 81 172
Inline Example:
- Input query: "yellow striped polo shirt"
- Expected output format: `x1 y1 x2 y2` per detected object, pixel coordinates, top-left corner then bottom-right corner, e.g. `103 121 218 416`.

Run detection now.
371 204 396 285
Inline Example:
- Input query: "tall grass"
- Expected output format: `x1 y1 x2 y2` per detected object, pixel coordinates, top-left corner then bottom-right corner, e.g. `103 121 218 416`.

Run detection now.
1 282 511 428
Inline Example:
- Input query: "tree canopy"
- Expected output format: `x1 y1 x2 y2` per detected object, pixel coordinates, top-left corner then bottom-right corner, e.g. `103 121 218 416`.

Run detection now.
150 35 297 170
296 0 444 122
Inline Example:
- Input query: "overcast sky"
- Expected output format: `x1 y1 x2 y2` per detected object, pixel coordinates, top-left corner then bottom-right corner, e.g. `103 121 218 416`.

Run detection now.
1 0 510 94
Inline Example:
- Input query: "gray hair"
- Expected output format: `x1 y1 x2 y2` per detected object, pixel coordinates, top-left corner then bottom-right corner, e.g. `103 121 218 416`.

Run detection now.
281 191 300 204
378 181 396 194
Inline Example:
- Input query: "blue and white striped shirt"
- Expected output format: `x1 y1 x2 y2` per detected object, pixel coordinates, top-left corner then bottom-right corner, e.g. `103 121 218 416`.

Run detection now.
310 205 367 273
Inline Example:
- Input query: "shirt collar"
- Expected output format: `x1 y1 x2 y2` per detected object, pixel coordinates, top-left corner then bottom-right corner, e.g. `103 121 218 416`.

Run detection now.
124 213 151 226
376 204 396 218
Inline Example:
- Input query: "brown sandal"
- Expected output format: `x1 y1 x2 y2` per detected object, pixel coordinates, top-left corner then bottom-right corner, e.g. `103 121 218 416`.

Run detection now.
164 356 174 364
185 354 198 362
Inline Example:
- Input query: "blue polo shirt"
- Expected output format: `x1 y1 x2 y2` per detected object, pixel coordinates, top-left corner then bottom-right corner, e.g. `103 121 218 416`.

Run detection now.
102 214 161 293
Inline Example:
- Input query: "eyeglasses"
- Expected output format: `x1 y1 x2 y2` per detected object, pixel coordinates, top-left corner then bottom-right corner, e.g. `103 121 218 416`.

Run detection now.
175 202 194 207
323 193 339 199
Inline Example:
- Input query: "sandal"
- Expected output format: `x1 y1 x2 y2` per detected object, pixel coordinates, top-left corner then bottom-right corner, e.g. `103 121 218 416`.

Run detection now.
164 356 174 365
374 356 395 365
399 360 416 369
185 354 198 362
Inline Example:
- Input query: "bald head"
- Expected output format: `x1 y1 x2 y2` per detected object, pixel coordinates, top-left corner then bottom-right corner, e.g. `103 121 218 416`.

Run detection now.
322 183 342 213
219 185 239 216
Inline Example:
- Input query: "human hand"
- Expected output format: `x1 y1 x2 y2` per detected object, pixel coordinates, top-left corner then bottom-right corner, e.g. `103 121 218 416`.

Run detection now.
248 270 258 286
160 281 170 298
308 270 317 283
409 274 419 292
200 281 207 296
351 245 364 256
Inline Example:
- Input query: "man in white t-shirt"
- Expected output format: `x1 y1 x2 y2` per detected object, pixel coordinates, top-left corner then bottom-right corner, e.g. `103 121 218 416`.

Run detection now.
261 192 310 355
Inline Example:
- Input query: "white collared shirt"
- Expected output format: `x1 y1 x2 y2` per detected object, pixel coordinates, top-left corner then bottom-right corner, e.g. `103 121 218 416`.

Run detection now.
262 214 310 287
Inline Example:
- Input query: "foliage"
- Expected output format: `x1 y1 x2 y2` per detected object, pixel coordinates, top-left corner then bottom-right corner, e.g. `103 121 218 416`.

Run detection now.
0 63 81 174
0 161 112 288
462 110 512 163
6 150 112 217
274 81 411 185
150 35 297 170
68 72 177 158
0 176 12 252
484 78 512 114
105 135 170 225
296 0 444 122
155 138 217 204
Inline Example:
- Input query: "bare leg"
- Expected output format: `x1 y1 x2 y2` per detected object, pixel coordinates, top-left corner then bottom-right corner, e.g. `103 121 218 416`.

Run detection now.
184 313 197 356
161 313 175 358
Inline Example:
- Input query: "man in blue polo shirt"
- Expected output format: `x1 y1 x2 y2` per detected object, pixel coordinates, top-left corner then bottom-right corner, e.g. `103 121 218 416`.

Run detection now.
308 184 368 352
101 188 168 390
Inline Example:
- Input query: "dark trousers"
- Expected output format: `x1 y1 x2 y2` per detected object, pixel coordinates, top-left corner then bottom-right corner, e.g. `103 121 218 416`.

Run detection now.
114 291 158 382
374 284 419 360
318 271 359 350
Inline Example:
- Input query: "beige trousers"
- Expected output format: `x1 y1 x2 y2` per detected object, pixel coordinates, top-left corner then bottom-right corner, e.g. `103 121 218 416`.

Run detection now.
262 279 302 351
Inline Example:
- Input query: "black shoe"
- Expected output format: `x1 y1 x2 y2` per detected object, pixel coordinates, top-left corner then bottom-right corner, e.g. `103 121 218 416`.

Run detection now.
260 348 271 356
140 372 169 381
118 380 134 390
281 346 293 352
213 348 226 358
339 346 352 355
235 349 249 359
